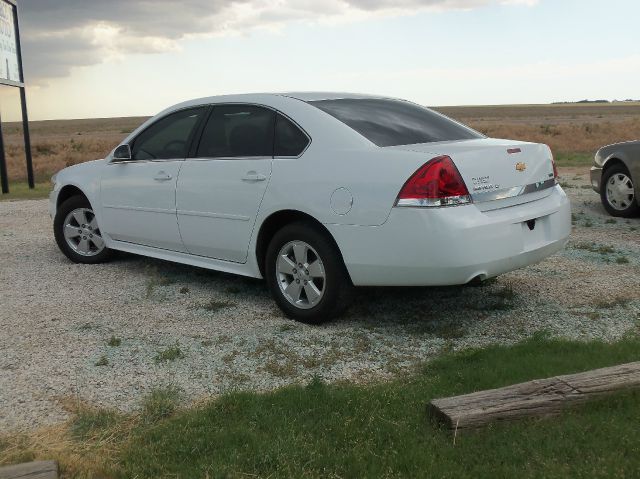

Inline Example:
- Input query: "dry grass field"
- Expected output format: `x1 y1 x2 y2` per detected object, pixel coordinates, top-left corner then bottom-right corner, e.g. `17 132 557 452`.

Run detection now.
2 102 640 183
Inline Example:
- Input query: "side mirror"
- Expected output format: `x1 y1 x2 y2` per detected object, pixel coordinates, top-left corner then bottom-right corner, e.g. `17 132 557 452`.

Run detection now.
113 144 132 161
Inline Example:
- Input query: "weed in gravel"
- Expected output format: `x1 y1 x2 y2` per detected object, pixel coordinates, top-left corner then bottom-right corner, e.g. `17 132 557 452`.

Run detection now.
144 266 176 299
252 339 309 377
215 334 232 345
95 356 109 367
201 339 213 347
594 296 631 309
559 180 572 188
584 219 593 227
141 386 181 424
491 284 517 300
352 333 373 354
616 256 630 264
107 336 121 347
179 286 190 294
474 284 517 312
436 323 466 340
605 218 617 224
586 311 601 320
574 243 616 255
155 343 184 363
222 350 241 365
219 370 251 385
79 322 95 331
278 323 297 333
201 299 235 312
261 359 297 379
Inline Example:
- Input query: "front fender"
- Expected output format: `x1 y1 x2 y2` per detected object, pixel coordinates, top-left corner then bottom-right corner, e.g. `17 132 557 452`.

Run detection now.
50 159 107 223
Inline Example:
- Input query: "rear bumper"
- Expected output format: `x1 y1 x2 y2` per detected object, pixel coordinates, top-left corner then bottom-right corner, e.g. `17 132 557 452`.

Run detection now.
328 186 571 286
590 166 602 193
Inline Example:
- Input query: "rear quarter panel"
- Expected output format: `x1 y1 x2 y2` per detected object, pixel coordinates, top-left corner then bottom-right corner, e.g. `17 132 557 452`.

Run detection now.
257 96 439 227
261 146 433 227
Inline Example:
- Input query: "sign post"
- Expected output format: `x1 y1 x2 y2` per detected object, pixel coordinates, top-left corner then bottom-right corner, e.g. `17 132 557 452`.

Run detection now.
0 0 33 194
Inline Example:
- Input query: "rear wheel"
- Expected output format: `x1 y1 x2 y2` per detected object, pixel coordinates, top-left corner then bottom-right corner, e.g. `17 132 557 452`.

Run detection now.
265 222 353 324
601 164 639 218
54 195 112 264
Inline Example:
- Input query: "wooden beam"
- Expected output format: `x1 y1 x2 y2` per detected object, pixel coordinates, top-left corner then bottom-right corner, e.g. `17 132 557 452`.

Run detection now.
0 460 58 479
429 362 640 430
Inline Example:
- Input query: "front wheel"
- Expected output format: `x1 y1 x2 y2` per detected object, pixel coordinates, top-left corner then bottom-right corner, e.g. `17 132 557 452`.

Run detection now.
265 222 353 324
601 164 639 218
54 195 112 264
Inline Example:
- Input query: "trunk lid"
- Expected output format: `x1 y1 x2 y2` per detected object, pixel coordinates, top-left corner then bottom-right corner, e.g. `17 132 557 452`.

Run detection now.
390 138 556 210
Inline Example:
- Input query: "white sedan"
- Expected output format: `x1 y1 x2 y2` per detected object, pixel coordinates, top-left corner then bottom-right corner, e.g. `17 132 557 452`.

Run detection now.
50 93 571 323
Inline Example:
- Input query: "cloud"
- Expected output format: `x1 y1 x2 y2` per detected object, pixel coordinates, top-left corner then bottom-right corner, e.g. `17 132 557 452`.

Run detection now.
18 0 538 83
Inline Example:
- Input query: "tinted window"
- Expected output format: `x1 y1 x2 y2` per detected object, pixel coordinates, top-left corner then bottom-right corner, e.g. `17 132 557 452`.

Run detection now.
309 99 483 147
274 114 309 156
132 107 205 160
196 105 275 158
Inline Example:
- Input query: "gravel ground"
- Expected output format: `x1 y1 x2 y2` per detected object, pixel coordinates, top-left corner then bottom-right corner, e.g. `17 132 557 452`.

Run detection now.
1 168 639 432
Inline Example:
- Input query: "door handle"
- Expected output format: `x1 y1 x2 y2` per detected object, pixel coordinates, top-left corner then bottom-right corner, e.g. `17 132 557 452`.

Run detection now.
242 171 267 182
153 171 173 181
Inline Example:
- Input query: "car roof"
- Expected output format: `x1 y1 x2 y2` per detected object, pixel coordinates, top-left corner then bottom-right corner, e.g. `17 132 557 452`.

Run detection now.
175 92 394 107
278 92 393 102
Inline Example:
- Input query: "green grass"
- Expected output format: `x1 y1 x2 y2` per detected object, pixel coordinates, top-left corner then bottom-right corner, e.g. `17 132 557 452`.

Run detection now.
554 152 593 167
107 335 640 478
140 387 181 425
71 408 121 441
0 182 50 201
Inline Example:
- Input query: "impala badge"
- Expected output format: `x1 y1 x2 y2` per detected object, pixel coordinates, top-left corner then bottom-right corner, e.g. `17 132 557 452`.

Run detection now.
515 162 527 172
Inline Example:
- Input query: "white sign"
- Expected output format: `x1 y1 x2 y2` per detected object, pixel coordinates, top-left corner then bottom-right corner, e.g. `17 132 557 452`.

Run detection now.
0 0 19 83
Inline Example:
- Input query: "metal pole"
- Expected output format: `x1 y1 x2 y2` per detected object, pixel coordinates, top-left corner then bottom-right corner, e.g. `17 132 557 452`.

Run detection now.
13 1 34 188
0 106 8 194
20 87 33 187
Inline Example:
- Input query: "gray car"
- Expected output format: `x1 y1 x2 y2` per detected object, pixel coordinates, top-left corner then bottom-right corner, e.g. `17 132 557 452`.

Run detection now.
591 141 640 217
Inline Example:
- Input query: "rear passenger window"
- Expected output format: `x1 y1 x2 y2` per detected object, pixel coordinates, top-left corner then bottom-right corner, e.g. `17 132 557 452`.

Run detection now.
274 114 309 157
196 105 275 158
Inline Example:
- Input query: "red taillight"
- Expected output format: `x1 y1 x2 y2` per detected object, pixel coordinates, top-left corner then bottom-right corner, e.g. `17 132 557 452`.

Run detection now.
396 155 471 207
546 145 558 180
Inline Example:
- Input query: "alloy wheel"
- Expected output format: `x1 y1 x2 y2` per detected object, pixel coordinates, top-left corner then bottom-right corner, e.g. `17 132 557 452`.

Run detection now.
63 208 105 257
276 240 326 309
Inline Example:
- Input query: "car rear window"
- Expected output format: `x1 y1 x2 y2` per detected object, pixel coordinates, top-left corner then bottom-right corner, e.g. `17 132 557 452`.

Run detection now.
309 98 483 147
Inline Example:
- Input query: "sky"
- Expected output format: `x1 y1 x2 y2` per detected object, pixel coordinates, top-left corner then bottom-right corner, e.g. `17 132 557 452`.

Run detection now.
1 0 638 121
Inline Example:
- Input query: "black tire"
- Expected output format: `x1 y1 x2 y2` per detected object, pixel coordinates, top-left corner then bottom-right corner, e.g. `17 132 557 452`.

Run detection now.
54 195 113 264
600 164 639 218
265 221 353 324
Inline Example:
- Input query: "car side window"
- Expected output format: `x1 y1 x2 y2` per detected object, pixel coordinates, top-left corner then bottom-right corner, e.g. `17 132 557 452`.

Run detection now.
131 107 205 161
195 105 275 158
274 114 309 157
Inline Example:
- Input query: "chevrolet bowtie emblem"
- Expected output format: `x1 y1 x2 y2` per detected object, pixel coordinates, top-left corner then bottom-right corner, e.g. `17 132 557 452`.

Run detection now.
515 162 527 172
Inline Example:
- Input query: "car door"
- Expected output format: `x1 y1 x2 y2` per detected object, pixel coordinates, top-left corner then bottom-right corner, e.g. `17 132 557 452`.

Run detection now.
100 107 207 251
176 104 276 263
